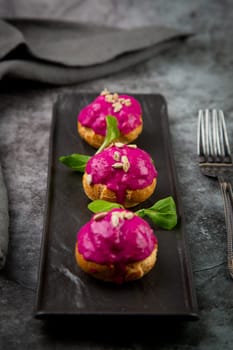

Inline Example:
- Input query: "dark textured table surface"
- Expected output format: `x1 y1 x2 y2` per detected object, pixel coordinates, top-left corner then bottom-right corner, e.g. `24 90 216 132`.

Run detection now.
0 1 233 349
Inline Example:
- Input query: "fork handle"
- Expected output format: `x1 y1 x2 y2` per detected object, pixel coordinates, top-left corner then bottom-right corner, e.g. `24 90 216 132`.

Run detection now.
219 178 233 279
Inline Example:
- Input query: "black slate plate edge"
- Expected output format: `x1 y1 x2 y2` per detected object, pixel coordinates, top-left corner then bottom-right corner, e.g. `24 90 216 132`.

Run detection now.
34 92 199 320
159 99 199 318
34 97 59 318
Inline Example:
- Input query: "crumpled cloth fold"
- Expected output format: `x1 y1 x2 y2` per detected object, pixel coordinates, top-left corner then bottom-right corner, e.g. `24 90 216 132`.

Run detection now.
0 18 191 85
0 164 9 270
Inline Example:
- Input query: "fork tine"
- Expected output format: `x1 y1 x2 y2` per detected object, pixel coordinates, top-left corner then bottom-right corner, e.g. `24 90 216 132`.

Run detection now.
212 109 219 156
197 109 231 160
205 109 210 156
207 109 214 156
197 110 203 156
217 111 225 157
219 110 232 157
198 109 207 156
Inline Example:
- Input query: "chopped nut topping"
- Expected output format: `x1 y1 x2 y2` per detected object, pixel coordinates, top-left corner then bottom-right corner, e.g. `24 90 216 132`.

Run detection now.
118 97 131 106
93 212 108 221
121 155 130 173
114 142 124 148
117 211 125 220
111 213 120 227
123 161 130 173
112 93 119 101
86 173 92 185
100 88 110 96
105 94 114 103
113 151 121 161
112 162 123 169
127 144 137 148
112 102 122 112
106 142 114 149
124 212 134 220
124 99 131 106
102 90 131 110
121 155 129 163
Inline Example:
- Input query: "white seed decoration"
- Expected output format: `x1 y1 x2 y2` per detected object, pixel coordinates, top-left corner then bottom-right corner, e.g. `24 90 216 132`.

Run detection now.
100 88 110 96
112 93 119 101
127 144 137 148
112 162 123 169
118 97 131 106
105 94 114 103
106 142 114 149
114 142 124 148
113 151 121 161
121 155 128 163
102 91 131 110
123 163 130 172
124 212 134 220
86 173 92 185
124 99 131 106
113 102 122 112
111 213 120 227
121 155 130 173
93 212 107 221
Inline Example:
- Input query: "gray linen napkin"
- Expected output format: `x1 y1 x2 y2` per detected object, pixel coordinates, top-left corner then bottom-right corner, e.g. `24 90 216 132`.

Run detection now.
0 164 9 269
0 18 191 268
0 18 191 85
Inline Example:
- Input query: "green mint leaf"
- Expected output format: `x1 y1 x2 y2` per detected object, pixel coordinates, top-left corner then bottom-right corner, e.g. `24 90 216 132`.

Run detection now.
59 154 91 172
96 115 120 154
149 196 176 213
88 197 177 230
136 196 178 230
142 209 177 230
135 209 146 218
59 116 120 172
88 200 124 213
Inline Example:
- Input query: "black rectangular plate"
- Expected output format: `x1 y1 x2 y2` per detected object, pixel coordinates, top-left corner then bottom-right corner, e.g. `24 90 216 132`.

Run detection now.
35 93 198 320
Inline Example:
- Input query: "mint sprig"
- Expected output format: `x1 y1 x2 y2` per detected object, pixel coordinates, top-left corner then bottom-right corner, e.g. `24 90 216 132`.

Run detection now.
88 196 178 230
59 154 91 172
136 196 178 230
59 115 120 171
96 115 120 154
88 200 124 213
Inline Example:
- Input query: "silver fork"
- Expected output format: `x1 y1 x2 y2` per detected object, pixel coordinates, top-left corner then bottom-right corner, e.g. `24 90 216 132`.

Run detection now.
197 109 233 279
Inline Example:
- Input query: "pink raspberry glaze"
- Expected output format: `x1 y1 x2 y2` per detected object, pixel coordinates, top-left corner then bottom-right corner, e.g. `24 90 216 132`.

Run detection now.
78 94 142 136
85 144 158 204
77 209 158 265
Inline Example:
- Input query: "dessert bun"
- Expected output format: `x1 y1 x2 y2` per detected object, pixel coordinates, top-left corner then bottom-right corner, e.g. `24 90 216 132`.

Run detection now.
75 208 158 283
82 143 158 208
77 89 143 148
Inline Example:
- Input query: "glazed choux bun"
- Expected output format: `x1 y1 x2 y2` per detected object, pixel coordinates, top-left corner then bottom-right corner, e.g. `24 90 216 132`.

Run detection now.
82 142 158 208
75 208 158 283
77 89 143 148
